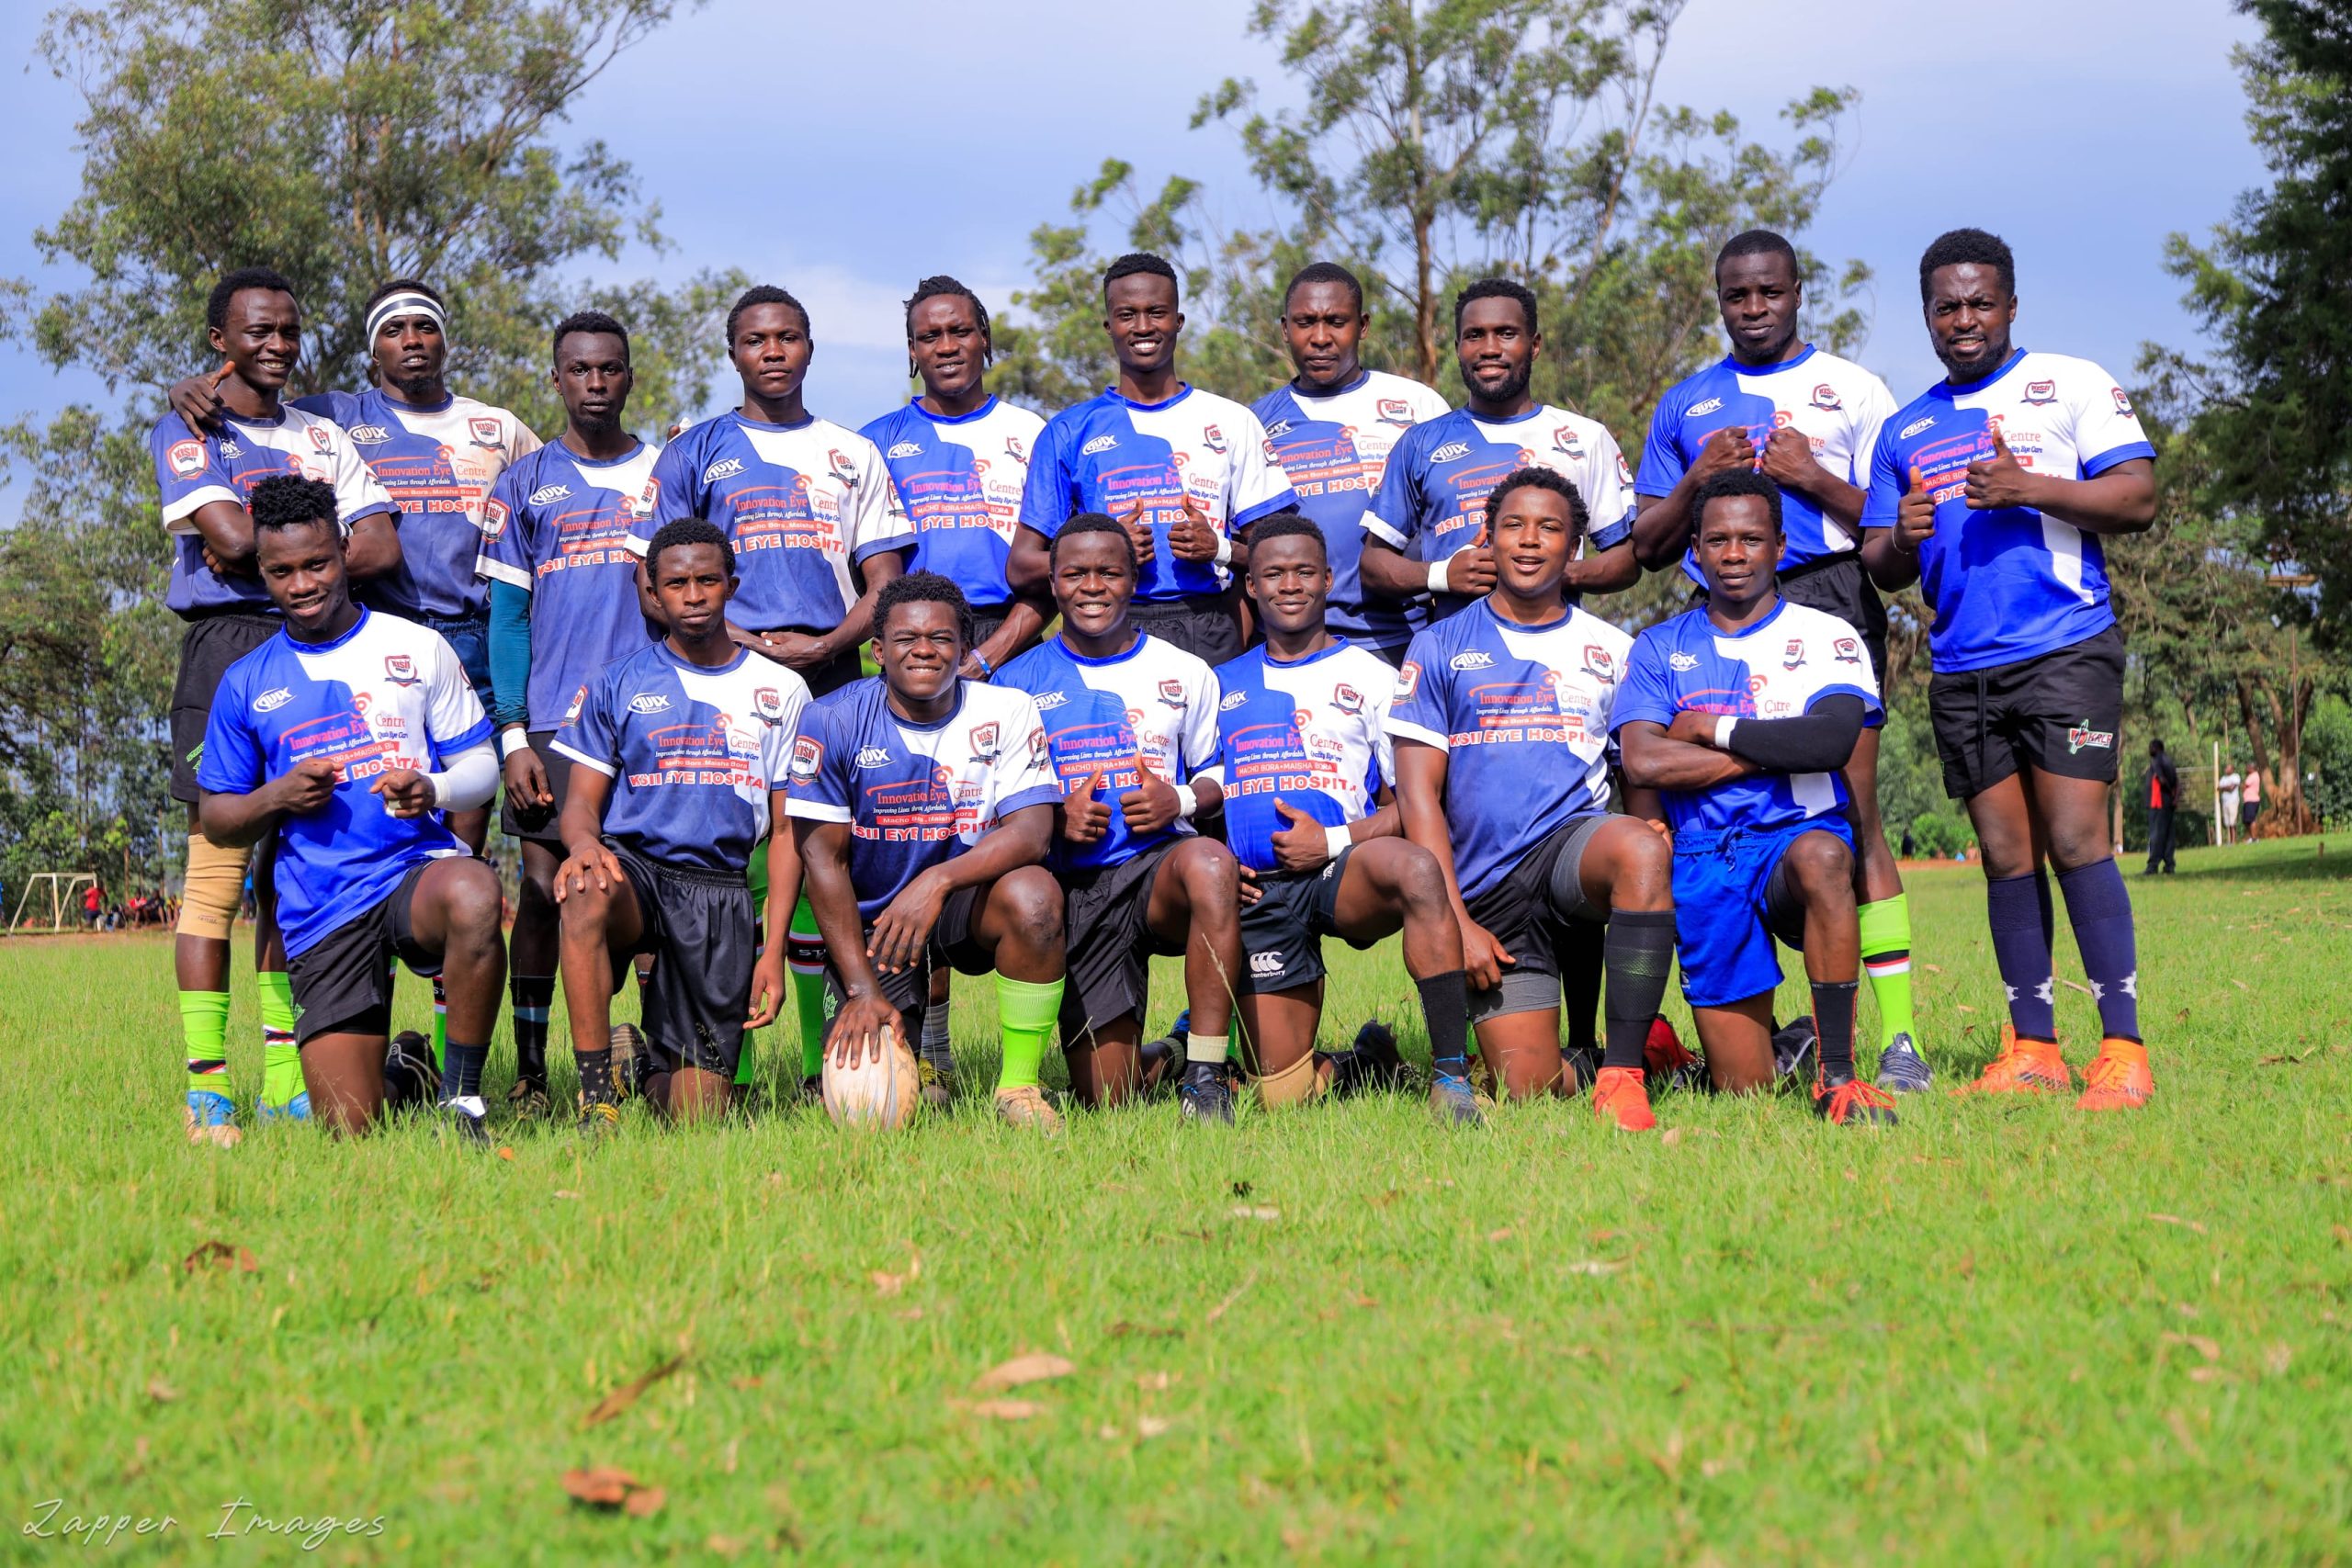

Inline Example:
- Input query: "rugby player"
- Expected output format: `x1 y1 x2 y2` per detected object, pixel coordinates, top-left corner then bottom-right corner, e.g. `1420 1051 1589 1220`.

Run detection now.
1009 253 1297 666
1205 514 1478 1122
1250 262 1451 666
1387 468 1674 1132
1860 228 2156 1111
550 520 810 1131
1631 230 1926 1090
1614 470 1898 1126
477 310 659 1114
997 514 1249 1122
786 572 1069 1132
194 476 503 1140
152 266 402 1142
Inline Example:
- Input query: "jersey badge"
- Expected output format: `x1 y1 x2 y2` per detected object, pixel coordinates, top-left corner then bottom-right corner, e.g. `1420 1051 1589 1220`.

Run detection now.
1450 650 1494 671
1582 645 1616 681
383 654 421 687
628 693 671 715
828 449 860 487
855 745 892 768
527 483 571 506
307 425 333 455
887 440 923 459
1899 414 1937 440
469 416 503 448
1781 638 1806 671
1081 434 1118 456
1219 690 1247 711
702 457 744 484
219 438 243 459
752 687 786 727
1201 424 1227 455
254 686 293 714
2022 379 2058 406
969 722 1001 763
2111 388 2133 415
1157 678 1186 708
167 439 206 478
1395 661 1421 700
1430 441 1470 463
1005 434 1028 463
1331 682 1363 716
1377 398 1414 426
1833 637 1860 665
1552 426 1584 458
480 498 511 541
788 735 823 784
1810 384 1843 412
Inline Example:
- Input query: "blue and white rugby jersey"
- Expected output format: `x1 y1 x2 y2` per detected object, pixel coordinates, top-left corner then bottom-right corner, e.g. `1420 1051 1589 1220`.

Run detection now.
994 632 1221 874
1365 405 1638 619
196 608 492 958
476 440 659 728
1203 638 1397 874
150 408 395 615
630 412 915 634
553 640 811 874
1017 385 1296 602
1635 346 1897 584
1860 348 2154 672
1385 599 1631 900
294 388 540 618
859 397 1043 612
783 677 1061 923
1251 370 1452 650
1612 598 1883 836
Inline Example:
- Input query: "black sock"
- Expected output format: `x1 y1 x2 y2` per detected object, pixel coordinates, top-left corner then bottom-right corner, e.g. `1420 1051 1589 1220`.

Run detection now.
441 1040 489 1103
1601 910 1677 1070
576 1047 616 1105
1811 980 1860 1081
511 974 554 1080
1557 921 1603 1054
1417 971 1470 1075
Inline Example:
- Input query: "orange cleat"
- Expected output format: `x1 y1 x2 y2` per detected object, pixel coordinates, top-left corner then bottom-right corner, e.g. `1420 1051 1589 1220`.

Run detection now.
1592 1065 1657 1133
2075 1038 2153 1111
1814 1076 1900 1128
1643 1015 1707 1091
1952 1026 2072 1096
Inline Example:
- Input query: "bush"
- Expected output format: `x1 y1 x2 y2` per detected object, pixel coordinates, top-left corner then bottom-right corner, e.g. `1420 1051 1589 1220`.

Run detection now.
1908 810 1976 859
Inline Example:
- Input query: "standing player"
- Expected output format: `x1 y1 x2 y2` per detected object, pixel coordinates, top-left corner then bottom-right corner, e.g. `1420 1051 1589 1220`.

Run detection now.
1387 469 1675 1131
152 266 402 1141
194 476 504 1139
551 520 810 1131
1614 470 1898 1125
996 515 1249 1122
1205 514 1479 1122
1360 277 1641 624
786 573 1069 1131
1630 230 1925 1090
1009 253 1297 665
1860 228 2157 1111
477 310 660 1113
1250 262 1452 666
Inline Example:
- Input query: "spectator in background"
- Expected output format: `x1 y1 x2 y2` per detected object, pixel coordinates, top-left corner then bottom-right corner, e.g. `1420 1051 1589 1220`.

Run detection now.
83 882 103 930
2241 766 2262 838
2144 739 2179 874
1900 826 1917 860
2218 764 2243 845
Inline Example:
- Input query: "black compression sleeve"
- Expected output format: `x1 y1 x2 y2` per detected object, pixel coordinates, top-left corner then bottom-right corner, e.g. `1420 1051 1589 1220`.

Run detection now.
1721 694 1867 773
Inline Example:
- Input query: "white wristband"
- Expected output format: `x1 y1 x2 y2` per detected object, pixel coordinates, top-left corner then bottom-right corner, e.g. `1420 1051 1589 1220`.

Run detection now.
1324 823 1353 860
1174 784 1201 820
1427 558 1452 595
1212 532 1234 567
499 728 531 761
1714 716 1737 750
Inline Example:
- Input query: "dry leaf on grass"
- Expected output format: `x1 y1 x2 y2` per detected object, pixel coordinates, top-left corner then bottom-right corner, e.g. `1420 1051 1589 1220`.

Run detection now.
2161 1331 2221 1362
968 1398 1045 1420
1136 1371 1172 1391
584 1354 684 1427
1485 1227 1515 1242
496 1146 515 1161
1565 1258 1627 1277
553 1190 582 1201
145 1377 177 1403
2061 978 2092 996
870 1249 923 1295
1136 1416 1173 1439
561 1466 659 1508
1204 1271 1258 1326
2147 1213 2209 1235
1231 1205 1281 1221
2187 1366 2228 1383
974 1353 1075 1393
181 1240 256 1275
623 1487 666 1517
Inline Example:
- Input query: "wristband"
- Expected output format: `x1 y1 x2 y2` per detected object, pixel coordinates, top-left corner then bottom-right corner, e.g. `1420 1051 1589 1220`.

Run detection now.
429 771 453 809
1212 532 1234 568
1174 784 1201 820
1713 716 1737 750
1323 823 1353 861
499 729 531 761
1427 558 1452 595
972 651 993 677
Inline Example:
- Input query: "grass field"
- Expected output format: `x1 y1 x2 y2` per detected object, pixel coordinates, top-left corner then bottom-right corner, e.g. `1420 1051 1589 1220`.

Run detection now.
5 837 2349 1562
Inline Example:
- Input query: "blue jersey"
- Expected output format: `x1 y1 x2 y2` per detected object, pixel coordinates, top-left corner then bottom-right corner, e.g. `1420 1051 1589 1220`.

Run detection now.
196 609 492 958
1204 639 1397 874
1611 599 1882 836
1251 370 1452 650
553 641 810 874
1860 348 2154 672
859 398 1044 611
783 677 1061 922
1634 346 1897 582
631 412 914 634
294 388 540 619
994 632 1221 873
150 407 395 615
1018 386 1296 603
1385 599 1631 900
475 440 659 728
1366 405 1637 619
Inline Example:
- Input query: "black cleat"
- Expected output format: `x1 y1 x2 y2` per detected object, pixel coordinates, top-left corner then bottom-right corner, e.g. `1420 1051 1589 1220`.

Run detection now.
1813 1072 1900 1128
1326 1020 1408 1098
610 1023 650 1102
576 1100 621 1140
384 1031 437 1111
506 1075 551 1118
1771 1015 1818 1083
1177 1062 1236 1124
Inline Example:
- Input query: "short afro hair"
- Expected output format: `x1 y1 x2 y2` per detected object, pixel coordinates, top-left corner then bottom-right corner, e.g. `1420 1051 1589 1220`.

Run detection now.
1715 230 1799 282
904 276 993 361
1480 466 1589 543
1242 511 1326 561
727 284 810 344
1049 512 1138 573
1102 252 1180 305
552 309 629 362
1453 276 1537 335
1918 227 2015 301
207 266 297 333
1283 261 1365 315
874 570 976 649
645 517 732 577
1689 468 1783 535
248 474 339 535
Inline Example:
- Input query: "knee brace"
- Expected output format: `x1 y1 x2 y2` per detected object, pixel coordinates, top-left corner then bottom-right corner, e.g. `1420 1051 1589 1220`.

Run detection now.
176 834 254 942
1251 1049 1324 1108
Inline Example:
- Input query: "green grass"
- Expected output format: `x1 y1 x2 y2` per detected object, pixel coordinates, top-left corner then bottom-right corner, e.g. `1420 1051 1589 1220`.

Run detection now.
5 838 2349 1562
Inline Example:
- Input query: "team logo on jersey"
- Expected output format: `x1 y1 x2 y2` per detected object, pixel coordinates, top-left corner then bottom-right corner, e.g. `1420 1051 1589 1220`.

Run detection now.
1250 951 1286 978
856 745 892 768
752 687 786 725
636 478 661 515
1810 383 1843 412
1781 638 1806 670
1396 661 1421 700
886 440 923 459
1582 645 1616 681
1377 399 1415 426
703 457 745 484
2067 724 2115 754
254 686 293 714
564 684 588 722
480 497 511 540
788 735 823 784
218 438 243 458
352 692 372 716
1552 426 1585 458
347 423 392 445
1026 727 1047 768
1748 673 1770 695
1219 690 1248 712
1005 435 1028 464
1771 410 1794 430
1201 424 1227 455
1833 637 1860 665
1265 418 1295 439
308 425 333 454
1615 453 1634 486
1688 397 1724 417
2022 379 2058 406
1081 434 1119 456
167 439 206 478
526 483 572 506
1158 679 1187 707
968 722 1001 763
1331 682 1363 716
2111 388 2133 416
1450 650 1494 671
1899 414 1938 439
1668 651 1699 671
1033 690 1067 711
383 654 421 686
829 449 861 487
1292 708 1313 731
628 693 672 715
469 417 503 448
1430 441 1471 463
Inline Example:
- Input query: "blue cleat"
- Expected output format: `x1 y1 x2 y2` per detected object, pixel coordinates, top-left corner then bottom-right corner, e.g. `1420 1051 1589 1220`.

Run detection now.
1874 1032 1933 1094
184 1090 242 1148
1428 1071 1486 1126
257 1092 312 1122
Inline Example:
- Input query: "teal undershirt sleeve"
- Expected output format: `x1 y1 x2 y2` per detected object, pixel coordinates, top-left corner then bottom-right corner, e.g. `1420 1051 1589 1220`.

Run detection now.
487 577 535 732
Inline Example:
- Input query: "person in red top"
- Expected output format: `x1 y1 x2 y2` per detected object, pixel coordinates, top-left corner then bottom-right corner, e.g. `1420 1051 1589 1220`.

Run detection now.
84 883 104 929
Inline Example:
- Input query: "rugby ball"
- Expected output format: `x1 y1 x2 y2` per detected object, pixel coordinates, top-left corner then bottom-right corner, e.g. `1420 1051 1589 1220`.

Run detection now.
821 1028 920 1130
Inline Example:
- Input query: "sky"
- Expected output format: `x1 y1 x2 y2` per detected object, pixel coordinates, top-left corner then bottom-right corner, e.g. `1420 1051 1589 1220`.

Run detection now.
0 0 2268 445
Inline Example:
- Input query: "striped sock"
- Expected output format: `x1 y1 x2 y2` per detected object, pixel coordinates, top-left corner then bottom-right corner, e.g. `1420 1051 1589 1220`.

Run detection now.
181 989 231 1101
256 969 304 1108
510 974 553 1082
429 976 448 1073
1858 895 1917 1049
787 896 827 1080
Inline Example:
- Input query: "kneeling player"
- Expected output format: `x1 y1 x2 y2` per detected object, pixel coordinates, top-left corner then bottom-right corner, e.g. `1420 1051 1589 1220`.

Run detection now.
997 514 1248 1123
1207 514 1476 1121
195 477 503 1139
1615 471 1897 1125
551 520 809 1130
1388 469 1676 1131
786 572 1069 1132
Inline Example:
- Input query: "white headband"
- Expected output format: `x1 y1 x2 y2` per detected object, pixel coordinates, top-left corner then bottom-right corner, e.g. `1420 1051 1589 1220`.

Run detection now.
365 291 446 343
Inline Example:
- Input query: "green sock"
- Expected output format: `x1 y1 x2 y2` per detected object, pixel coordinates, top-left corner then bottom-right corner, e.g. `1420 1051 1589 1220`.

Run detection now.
789 895 827 1080
429 975 448 1074
993 975 1064 1091
256 970 305 1108
181 989 231 1100
734 1032 757 1088
1858 895 1917 1049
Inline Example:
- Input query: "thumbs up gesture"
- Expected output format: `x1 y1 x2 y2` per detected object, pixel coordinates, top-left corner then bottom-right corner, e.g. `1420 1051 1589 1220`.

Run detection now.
1062 768 1111 845
1894 461 1938 555
1964 423 2036 511
1120 756 1183 832
1167 494 1221 562
1443 525 1498 596
1269 795 1338 873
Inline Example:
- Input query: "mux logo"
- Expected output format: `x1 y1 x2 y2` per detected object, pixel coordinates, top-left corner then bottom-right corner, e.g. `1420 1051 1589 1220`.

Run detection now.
1450 650 1494 671
254 687 293 713
1688 397 1724 416
1668 651 1699 671
347 424 392 445
1430 442 1471 462
856 746 892 768
704 457 745 483
1899 415 1938 439
887 441 923 459
628 693 671 714
527 484 572 506
1081 434 1118 456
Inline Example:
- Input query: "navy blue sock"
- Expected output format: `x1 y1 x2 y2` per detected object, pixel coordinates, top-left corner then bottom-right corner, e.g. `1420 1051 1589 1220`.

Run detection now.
2035 868 2055 953
2056 860 2141 1041
441 1040 489 1103
1987 874 2057 1042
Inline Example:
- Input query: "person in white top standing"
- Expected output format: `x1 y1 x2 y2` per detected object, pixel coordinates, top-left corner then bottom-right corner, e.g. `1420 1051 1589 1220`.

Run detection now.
2217 766 2243 845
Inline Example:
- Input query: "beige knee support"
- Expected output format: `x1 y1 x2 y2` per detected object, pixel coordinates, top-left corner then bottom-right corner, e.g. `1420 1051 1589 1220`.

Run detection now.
1251 1049 1325 1109
176 833 254 942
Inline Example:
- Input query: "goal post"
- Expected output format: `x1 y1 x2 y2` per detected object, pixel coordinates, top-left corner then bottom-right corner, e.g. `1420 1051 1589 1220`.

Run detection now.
7 871 98 934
